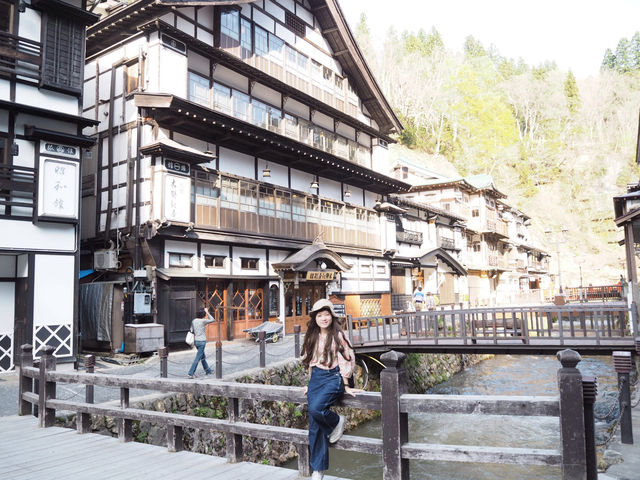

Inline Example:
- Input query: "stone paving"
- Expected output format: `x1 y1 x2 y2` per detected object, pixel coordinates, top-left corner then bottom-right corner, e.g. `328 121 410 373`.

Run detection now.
0 335 297 417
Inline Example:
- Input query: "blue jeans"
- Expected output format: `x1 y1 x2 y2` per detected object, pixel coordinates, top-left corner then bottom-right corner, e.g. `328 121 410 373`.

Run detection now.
307 366 344 471
188 341 212 376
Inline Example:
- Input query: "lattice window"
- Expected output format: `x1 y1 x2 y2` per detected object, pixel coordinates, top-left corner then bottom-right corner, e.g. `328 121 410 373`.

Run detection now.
360 298 381 317
285 11 306 37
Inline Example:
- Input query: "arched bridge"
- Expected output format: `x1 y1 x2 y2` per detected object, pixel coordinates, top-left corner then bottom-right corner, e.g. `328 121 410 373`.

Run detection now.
346 303 639 356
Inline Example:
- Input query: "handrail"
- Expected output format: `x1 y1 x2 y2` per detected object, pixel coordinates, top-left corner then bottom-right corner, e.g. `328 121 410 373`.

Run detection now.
19 344 597 479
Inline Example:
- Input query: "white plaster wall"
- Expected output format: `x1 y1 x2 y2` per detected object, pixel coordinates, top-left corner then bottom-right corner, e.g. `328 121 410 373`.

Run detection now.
0 255 16 276
278 0 295 12
275 23 296 45
15 84 77 116
364 190 378 209
232 246 267 276
159 47 187 96
258 159 288 188
0 283 15 334
252 83 281 107
267 249 289 276
0 220 75 252
201 244 230 275
197 6 214 29
265 0 285 22
213 65 249 93
12 139 35 169
253 9 275 33
188 50 209 75
312 110 333 131
283 97 309 119
296 4 313 25
33 254 74 327
177 15 195 36
17 254 28 277
219 147 254 178
18 8 40 42
318 177 340 202
164 240 197 268
345 185 363 206
0 79 9 102
290 168 315 195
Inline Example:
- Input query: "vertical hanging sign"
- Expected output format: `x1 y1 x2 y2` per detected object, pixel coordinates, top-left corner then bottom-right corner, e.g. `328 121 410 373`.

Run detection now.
38 157 79 220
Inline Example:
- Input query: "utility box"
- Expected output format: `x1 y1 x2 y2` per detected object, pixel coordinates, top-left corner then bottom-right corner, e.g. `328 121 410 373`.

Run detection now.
124 323 164 353
133 292 152 314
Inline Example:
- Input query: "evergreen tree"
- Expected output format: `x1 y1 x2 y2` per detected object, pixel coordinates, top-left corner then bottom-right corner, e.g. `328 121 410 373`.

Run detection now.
463 35 487 58
601 48 616 70
564 71 581 114
630 32 640 71
614 37 631 73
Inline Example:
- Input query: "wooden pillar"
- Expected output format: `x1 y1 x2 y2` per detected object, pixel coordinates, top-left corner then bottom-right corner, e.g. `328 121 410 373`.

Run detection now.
38 345 56 428
556 349 587 480
18 344 33 416
118 387 132 442
380 350 409 480
167 425 184 452
78 354 95 434
581 376 597 480
226 397 243 462
613 351 634 444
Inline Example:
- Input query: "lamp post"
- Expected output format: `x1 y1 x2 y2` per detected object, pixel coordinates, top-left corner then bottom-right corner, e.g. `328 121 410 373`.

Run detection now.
545 229 568 295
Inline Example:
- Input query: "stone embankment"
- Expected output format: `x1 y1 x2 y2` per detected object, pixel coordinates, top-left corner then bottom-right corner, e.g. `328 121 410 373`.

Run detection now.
58 353 489 466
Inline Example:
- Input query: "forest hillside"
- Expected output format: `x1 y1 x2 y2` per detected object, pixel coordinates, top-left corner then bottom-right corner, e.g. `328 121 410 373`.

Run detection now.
355 18 640 285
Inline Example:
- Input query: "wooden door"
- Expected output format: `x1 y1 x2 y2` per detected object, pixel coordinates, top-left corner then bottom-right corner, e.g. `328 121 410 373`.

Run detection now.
285 283 324 333
197 280 228 342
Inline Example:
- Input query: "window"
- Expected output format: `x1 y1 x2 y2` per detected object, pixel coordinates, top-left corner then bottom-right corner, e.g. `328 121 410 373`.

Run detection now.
1 0 14 33
42 14 85 93
311 60 322 81
268 33 283 64
334 75 343 89
220 9 239 41
189 72 210 106
472 244 481 252
125 61 139 94
241 257 259 270
232 90 250 121
213 82 231 114
376 264 386 275
240 17 252 58
168 252 192 268
252 100 267 128
254 26 268 57
472 209 480 217
360 263 372 275
269 284 279 316
204 255 225 268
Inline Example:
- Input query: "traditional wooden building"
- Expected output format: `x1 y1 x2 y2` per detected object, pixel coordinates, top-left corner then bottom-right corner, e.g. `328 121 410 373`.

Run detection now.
79 0 409 347
0 0 97 371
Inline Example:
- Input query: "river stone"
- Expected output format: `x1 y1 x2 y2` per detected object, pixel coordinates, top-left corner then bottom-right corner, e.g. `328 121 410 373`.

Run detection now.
602 449 624 466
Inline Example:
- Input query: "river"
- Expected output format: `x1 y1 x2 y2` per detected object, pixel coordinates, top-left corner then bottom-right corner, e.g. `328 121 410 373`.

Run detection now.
288 354 618 480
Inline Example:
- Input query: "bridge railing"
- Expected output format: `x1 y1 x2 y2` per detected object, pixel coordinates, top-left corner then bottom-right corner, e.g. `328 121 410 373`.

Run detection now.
347 303 637 348
564 285 623 303
18 344 597 479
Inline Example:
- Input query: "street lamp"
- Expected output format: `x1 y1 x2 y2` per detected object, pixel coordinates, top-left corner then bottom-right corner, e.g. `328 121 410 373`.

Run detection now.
545 229 568 294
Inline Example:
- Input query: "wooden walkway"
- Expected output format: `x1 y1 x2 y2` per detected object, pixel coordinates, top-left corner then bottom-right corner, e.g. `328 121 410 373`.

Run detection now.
0 416 349 480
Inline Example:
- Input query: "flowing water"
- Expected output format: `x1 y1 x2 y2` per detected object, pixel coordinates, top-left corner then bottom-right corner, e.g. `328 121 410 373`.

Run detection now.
288 354 618 480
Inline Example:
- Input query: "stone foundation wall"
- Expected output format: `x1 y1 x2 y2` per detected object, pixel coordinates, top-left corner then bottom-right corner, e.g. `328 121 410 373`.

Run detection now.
58 353 489 466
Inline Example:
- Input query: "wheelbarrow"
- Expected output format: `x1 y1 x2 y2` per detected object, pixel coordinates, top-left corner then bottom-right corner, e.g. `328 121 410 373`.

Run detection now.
243 321 283 343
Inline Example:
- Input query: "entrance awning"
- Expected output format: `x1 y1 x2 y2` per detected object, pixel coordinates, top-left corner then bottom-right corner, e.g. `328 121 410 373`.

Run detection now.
272 238 352 272
414 248 467 276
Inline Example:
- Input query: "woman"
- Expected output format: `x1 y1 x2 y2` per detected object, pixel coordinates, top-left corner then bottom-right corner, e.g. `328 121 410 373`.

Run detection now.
301 299 360 480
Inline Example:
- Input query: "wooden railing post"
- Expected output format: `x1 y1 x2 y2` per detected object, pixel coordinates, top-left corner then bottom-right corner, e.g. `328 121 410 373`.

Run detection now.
380 350 409 480
38 345 56 428
159 346 168 378
78 354 95 434
216 341 223 379
118 387 132 442
18 344 33 416
226 397 243 462
259 330 266 368
581 376 597 480
613 351 634 444
167 424 184 452
296 443 311 477
294 325 301 358
556 349 587 480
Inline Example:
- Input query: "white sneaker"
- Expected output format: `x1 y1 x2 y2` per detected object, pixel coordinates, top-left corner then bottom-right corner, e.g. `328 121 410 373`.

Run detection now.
311 471 324 480
328 414 345 443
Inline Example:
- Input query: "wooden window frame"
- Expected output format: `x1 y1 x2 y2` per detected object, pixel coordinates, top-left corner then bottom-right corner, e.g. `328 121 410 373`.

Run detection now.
240 257 259 270
204 254 225 268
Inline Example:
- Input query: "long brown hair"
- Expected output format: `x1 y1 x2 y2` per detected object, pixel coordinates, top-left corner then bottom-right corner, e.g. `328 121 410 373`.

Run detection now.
301 308 353 369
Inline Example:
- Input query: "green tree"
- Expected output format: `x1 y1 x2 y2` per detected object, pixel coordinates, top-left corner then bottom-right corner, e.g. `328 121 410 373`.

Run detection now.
463 35 487 58
601 48 616 70
564 71 581 114
614 37 632 73
630 32 640 71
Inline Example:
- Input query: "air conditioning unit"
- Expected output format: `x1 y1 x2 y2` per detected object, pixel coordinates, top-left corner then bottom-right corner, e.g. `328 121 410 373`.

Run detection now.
94 249 118 270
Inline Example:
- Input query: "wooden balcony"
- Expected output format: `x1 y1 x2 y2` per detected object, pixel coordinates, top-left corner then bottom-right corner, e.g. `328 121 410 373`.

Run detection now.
0 164 36 218
396 229 423 245
0 31 41 83
438 237 456 250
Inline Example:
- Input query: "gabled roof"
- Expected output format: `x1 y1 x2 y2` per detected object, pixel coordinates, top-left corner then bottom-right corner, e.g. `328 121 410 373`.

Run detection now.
87 0 401 135
409 174 507 199
271 238 352 272
414 248 467 276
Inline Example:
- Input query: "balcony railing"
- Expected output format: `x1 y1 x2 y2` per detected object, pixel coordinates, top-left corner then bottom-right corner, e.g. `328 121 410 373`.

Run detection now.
0 164 36 218
396 229 423 245
438 237 456 250
0 31 41 82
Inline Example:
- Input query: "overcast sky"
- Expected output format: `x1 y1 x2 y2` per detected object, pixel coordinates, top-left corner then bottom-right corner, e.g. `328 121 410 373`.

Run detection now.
340 0 640 78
